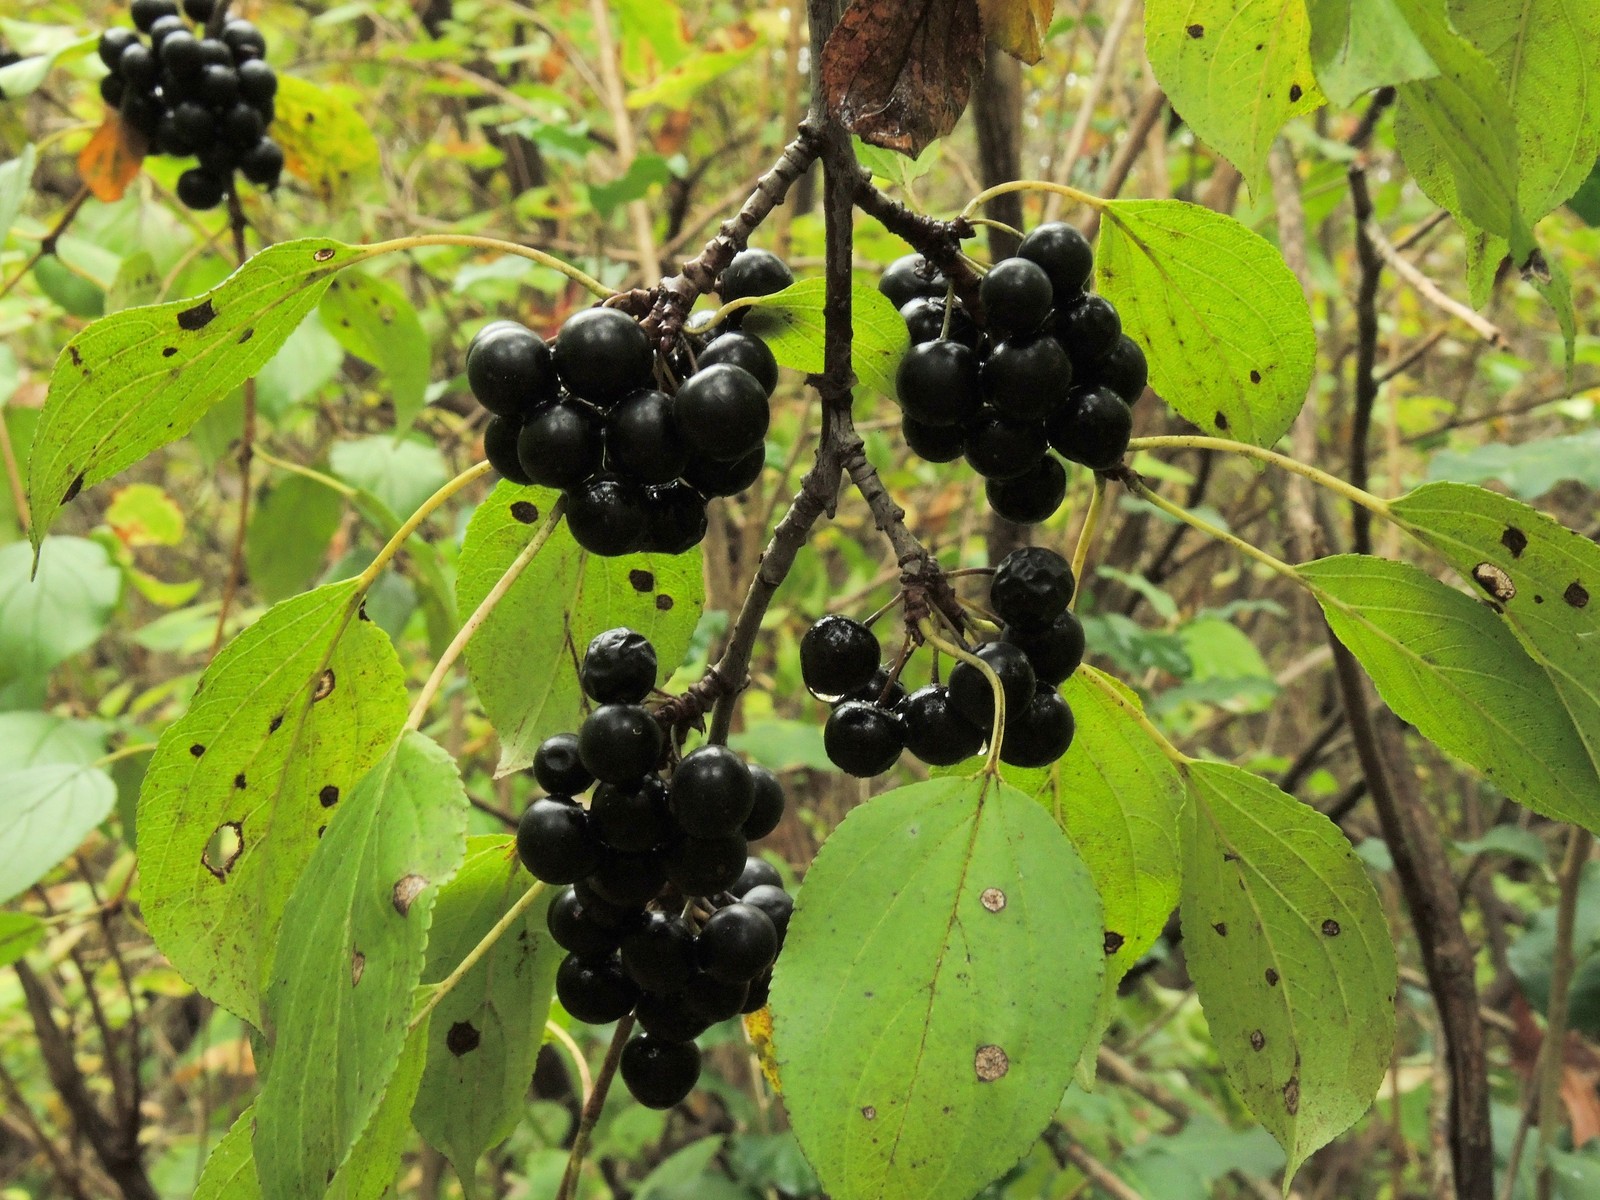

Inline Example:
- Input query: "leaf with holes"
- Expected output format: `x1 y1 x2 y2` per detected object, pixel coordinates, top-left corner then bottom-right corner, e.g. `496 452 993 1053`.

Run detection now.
1301 555 1600 831
0 764 116 904
1305 0 1438 107
1180 761 1396 1184
254 730 467 1200
28 238 382 549
1389 482 1600 791
138 579 409 1023
773 776 1103 1200
458 482 702 775
1144 0 1324 194
272 75 382 204
412 837 560 1191
742 277 910 401
318 272 431 432
0 536 122 708
1096 200 1315 448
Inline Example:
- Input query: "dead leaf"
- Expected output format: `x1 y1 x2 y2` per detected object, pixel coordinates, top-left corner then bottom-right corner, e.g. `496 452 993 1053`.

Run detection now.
821 0 985 157
77 112 146 203
979 0 1054 64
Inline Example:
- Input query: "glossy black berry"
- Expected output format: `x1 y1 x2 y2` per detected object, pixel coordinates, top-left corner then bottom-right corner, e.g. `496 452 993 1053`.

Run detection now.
222 101 265 147
197 62 240 106
986 456 1067 525
578 704 664 784
553 307 654 405
585 847 669 907
620 912 697 993
980 258 1054 336
99 74 125 107
146 14 186 49
1000 686 1076 767
740 884 794 941
132 0 179 32
670 745 755 838
566 475 646 557
902 415 965 463
590 777 674 853
467 322 556 419
175 168 227 211
946 642 1037 731
236 57 276 103
220 19 266 61
517 400 603 490
621 1034 701 1109
483 415 533 486
697 902 778 984
1018 222 1094 301
156 106 204 156
664 831 748 897
682 445 764 498
99 28 138 70
118 42 158 88
846 666 908 710
742 971 772 1013
742 764 785 840
548 887 623 957
581 628 657 705
732 856 782 897
237 138 283 188
800 615 880 700
1046 386 1132 470
991 547 1076 629
719 248 793 303
684 970 749 1022
633 990 712 1043
899 685 986 766
824 701 904 777
964 410 1047 481
640 482 709 555
879 253 946 310
1087 334 1148 404
517 797 601 884
183 0 216 21
699 331 778 397
572 881 648 932
896 339 982 427
196 136 239 175
1002 612 1086 685
533 732 595 796
607 389 688 484
556 953 639 1024
900 296 980 349
1056 295 1122 370
196 37 232 69
982 334 1073 422
674 363 769 462
159 30 203 79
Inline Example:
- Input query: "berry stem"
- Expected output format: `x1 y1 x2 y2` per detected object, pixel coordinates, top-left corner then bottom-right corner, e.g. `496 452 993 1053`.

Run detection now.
252 449 360 498
918 618 1007 775
408 879 548 1036
364 234 615 299
1075 665 1188 765
405 497 566 732
1068 474 1108 612
961 179 1106 222
1121 473 1302 585
543 1019 594 1102
355 461 493 592
1126 435 1393 520
556 1014 636 1200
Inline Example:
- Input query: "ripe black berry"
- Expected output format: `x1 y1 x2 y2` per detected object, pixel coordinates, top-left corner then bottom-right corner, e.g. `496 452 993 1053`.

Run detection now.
582 628 657 705
980 258 1054 336
532 732 595 796
664 831 748 896
99 27 138 70
732 856 782 897
572 881 648 932
1056 295 1122 369
879 253 946 310
556 953 639 1024
669 745 755 838
964 410 1047 480
99 74 125 107
118 42 158 88
720 248 793 303
183 0 216 21
238 139 284 188
673 363 769 462
742 971 772 1013
1000 686 1076 767
982 335 1073 421
640 482 709 555
699 331 778 396
1089 334 1148 404
553 307 654 405
682 445 764 498
566 476 646 557
986 456 1066 525
742 764 785 840
823 701 904 777
196 37 232 69
222 101 265 147
896 340 982 427
220 19 266 61
946 642 1037 731
1002 612 1086 685
697 902 778 984
902 415 966 463
1018 222 1094 301
547 887 624 957
175 168 226 211
132 0 178 32
607 389 688 485
590 778 674 852
991 547 1076 628
684 971 748 1022
620 912 697 993
236 57 276 103
467 322 556 419
847 666 908 709
198 63 240 107
633 990 712 1043
740 884 794 940
577 704 664 784
1046 387 1132 470
899 685 986 766
483 415 533 486
800 615 880 700
147 14 185 49
620 1034 701 1109
159 30 203 79
585 847 669 907
517 797 601 884
517 400 603 490
900 296 979 348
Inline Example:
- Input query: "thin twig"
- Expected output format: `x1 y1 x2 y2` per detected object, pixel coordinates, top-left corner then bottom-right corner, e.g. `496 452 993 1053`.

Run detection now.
1044 0 1142 222
555 1015 635 1200
1363 219 1506 347
586 0 660 283
1535 827 1595 1200
211 190 257 656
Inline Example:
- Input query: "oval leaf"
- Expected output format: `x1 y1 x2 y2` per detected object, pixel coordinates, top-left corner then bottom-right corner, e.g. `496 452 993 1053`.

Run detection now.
742 276 910 401
1180 761 1396 1183
318 271 431 431
773 776 1104 1200
0 764 116 904
0 536 121 709
1096 199 1316 448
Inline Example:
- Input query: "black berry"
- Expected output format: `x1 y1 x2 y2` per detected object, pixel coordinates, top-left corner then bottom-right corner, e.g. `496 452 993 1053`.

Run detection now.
483 415 534 486
131 0 179 32
732 856 782 897
1088 334 1148 404
664 831 748 896
620 1034 701 1109
603 388 687 485
742 764 785 840
581 628 657 705
547 887 623 958
697 902 778 984
467 322 556 419
620 912 697 993
516 797 601 884
899 685 986 766
1046 387 1132 470
585 847 669 907
1056 295 1122 370
879 253 946 310
577 704 664 784
556 953 639 1024
532 732 595 796
980 258 1054 336
517 400 604 490
1000 686 1076 768
566 476 646 557
220 19 266 61
699 331 779 396
991 547 1076 628
633 990 712 1043
846 666 909 710
669 745 755 838
236 57 276 103
946 642 1037 731
982 334 1073 421
589 778 674 853
824 701 904 777
1002 612 1086 685
740 884 794 941
1018 222 1094 301
896 340 982 427
673 363 769 462
175 168 226 210
682 445 764 498
640 482 709 555
800 615 880 700
986 455 1066 524
964 410 1047 480
720 248 793 303
902 415 966 463
900 297 979 349
237 138 284 188
553 307 654 406
98 28 138 70
684 970 749 1022
183 0 216 21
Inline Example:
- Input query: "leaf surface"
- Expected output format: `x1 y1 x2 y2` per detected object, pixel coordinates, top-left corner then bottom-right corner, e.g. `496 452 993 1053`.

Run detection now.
743 277 910 401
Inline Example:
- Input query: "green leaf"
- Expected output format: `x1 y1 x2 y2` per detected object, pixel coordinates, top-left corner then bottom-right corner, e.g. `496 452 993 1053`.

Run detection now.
1144 0 1325 193
107 250 161 313
28 238 381 548
0 536 121 708
138 579 409 1023
254 312 346 422
1180 761 1396 1183
1455 825 1549 867
246 472 346 603
330 436 449 528
318 272 431 431
1096 200 1317 448
0 712 107 769
0 764 116 904
1389 482 1600 800
742 277 910 401
458 482 702 775
589 154 676 218
1305 0 1439 107
0 911 45 970
0 144 37 240
1300 554 1600 831
254 731 468 1200
1427 429 1600 499
272 75 382 204
773 776 1104 1200
195 1108 259 1200
413 836 561 1187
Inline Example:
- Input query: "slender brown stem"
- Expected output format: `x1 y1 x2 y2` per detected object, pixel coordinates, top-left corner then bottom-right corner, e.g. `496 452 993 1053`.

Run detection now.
1346 89 1394 555
555 1015 635 1200
211 190 257 655
0 1058 93 1200
0 186 91 306
1534 827 1595 1200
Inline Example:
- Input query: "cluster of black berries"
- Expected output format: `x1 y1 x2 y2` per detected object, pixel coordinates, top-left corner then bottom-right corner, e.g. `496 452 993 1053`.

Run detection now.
470 252 795 559
883 223 1147 524
515 628 791 1110
96 0 281 210
812 548 1086 776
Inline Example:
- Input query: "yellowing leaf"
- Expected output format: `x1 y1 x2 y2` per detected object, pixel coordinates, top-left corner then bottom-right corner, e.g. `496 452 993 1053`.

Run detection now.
106 482 184 547
76 111 145 203
272 76 380 203
979 0 1054 63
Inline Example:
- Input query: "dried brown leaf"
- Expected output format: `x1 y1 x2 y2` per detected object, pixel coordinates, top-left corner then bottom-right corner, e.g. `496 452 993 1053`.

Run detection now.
77 112 145 203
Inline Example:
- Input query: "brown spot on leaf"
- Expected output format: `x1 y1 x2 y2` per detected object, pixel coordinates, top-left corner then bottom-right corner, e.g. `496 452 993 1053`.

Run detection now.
162 346 177 358
1266 968 1280 986
1213 922 1227 936
974 1044 1009 1081
1565 581 1590 608
1250 1030 1265 1051
1471 562 1515 602
1215 411 1229 430
319 785 339 808
392 875 427 915
312 669 336 701
238 328 254 344
1289 83 1303 102
351 950 365 985
63 473 85 504
268 714 283 733
656 594 674 611
1187 23 1204 37
509 500 540 524
233 773 247 789
1223 851 1240 862
1283 1075 1300 1115
1103 930 1124 955
1249 369 1262 384
629 569 655 592
980 887 1006 912
177 299 216 330
313 246 336 262
861 1105 877 1120
190 743 206 757
202 822 243 881
1322 918 1341 936
446 1021 480 1056
1501 527 1528 557
68 345 82 366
